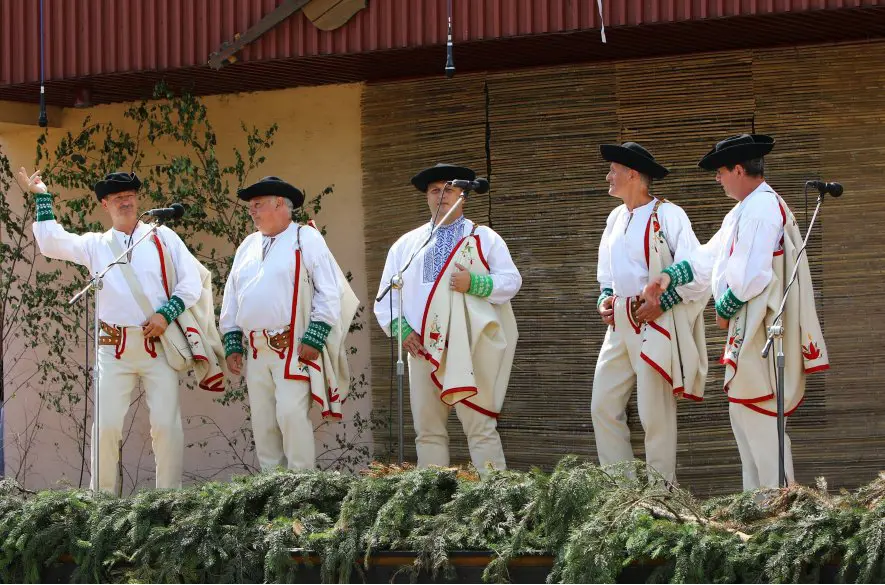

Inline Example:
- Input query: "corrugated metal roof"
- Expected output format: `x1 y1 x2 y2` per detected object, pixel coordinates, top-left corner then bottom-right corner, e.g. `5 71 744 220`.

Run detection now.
2 0 884 86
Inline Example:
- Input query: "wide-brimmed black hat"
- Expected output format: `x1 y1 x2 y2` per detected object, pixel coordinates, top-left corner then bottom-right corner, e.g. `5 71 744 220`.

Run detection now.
698 134 775 171
411 163 476 192
599 142 669 180
94 172 141 201
237 176 304 207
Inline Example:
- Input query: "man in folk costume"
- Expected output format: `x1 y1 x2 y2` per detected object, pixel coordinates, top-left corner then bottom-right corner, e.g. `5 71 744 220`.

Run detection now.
643 134 829 490
592 143 711 484
22 168 224 492
220 177 358 471
373 164 521 475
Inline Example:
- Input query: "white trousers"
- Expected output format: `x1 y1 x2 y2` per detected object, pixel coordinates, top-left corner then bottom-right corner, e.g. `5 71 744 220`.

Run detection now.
408 355 506 476
246 332 315 471
591 297 678 483
93 327 183 492
729 401 795 490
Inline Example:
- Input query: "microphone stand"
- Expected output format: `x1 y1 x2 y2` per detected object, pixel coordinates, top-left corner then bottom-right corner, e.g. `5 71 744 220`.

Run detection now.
761 188 827 488
375 184 473 465
69 218 165 493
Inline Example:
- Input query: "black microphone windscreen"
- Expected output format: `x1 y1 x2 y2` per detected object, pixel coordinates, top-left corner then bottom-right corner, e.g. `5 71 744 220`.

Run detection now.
170 203 186 218
473 178 490 194
829 183 844 197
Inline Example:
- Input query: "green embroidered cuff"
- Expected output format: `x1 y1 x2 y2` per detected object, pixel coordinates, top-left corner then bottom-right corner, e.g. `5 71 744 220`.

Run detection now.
35 193 55 222
715 288 746 320
156 295 186 325
390 317 415 341
660 287 683 312
302 320 332 351
662 260 695 288
223 331 244 357
597 288 614 308
467 273 494 298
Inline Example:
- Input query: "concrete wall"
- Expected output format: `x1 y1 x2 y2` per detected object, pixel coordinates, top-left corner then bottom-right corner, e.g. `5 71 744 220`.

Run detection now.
0 83 370 491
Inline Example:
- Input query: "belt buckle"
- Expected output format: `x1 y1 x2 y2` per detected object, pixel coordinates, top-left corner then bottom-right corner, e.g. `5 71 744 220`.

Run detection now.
267 326 291 352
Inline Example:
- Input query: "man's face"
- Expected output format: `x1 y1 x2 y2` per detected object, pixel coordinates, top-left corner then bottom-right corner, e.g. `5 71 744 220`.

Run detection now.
248 195 286 232
101 190 138 223
426 180 464 218
605 162 633 198
715 166 741 199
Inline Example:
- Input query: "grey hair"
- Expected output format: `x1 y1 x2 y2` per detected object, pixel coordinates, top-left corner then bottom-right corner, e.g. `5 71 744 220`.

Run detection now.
280 197 295 213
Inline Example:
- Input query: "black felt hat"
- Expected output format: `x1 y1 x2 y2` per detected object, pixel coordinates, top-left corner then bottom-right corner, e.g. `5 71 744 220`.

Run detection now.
236 176 305 207
410 163 476 192
599 142 670 180
94 172 141 201
698 134 775 171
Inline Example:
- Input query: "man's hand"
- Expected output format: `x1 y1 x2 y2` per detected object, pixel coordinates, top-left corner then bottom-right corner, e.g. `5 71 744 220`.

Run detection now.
635 302 664 323
716 315 730 330
598 296 615 326
226 353 243 376
142 313 169 339
641 273 671 308
297 343 320 362
16 167 47 195
450 263 471 293
402 331 427 358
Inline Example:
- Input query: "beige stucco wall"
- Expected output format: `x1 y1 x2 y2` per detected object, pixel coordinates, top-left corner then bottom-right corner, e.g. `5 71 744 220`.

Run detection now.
0 83 370 491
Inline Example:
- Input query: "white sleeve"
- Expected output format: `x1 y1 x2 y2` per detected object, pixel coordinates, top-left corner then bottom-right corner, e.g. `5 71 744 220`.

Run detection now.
32 220 95 270
478 228 522 305
596 209 616 292
373 238 403 336
661 205 708 302
687 224 727 290
219 248 243 335
160 227 202 309
725 215 782 302
301 226 341 327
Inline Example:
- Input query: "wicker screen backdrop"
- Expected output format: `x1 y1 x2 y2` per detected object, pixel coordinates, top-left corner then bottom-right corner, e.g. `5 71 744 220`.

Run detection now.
362 41 884 496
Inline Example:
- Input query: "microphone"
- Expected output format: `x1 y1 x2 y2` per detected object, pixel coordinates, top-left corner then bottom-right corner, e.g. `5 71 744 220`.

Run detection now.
444 0 455 78
145 203 185 220
806 180 843 198
451 178 490 194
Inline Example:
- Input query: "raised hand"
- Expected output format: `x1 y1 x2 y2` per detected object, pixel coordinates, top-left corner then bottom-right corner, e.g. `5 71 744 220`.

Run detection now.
16 167 47 195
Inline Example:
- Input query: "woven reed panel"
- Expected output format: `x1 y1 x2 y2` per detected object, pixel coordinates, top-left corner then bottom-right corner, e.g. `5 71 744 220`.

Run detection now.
811 43 885 485
362 73 488 462
362 41 885 493
485 63 619 468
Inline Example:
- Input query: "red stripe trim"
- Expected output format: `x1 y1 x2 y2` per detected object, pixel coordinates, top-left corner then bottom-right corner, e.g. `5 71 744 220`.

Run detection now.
199 372 225 392
805 364 830 374
143 336 157 358
773 249 784 257
647 320 670 339
301 358 321 372
624 297 641 334
461 399 499 419
151 233 171 299
186 327 199 335
640 352 673 386
249 331 257 359
728 392 776 404
440 386 478 404
311 393 324 406
473 233 490 271
676 391 704 402
283 250 303 380
739 396 804 417
644 214 651 268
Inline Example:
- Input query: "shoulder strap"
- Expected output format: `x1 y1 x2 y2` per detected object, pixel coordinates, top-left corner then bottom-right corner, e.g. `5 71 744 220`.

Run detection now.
106 233 157 320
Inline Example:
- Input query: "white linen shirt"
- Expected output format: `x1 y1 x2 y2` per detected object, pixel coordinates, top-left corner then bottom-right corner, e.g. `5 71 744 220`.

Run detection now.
688 182 784 301
374 218 522 335
219 222 341 334
32 220 202 326
597 198 707 301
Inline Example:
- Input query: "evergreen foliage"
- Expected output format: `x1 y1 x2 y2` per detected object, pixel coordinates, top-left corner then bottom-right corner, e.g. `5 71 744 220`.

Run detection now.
2 462 885 583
